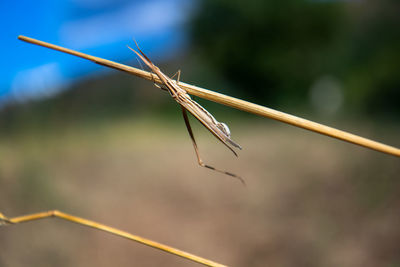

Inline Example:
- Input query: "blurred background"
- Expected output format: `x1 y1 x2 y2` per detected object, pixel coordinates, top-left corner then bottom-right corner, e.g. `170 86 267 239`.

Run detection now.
1 0 399 266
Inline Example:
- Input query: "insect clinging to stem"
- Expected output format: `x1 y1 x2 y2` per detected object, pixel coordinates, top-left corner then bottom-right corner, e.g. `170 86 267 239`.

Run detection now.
127 41 244 184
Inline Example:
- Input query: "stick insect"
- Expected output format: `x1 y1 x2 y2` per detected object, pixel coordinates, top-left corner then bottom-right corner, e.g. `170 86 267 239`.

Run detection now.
128 42 244 184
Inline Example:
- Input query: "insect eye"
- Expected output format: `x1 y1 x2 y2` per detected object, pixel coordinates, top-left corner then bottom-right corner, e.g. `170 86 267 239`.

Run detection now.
218 122 231 137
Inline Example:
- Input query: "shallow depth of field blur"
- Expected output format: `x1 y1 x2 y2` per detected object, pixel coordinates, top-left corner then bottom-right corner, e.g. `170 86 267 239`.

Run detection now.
1 1 400 266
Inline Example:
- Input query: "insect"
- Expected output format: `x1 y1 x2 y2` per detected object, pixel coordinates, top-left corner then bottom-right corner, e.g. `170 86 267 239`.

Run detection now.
128 41 244 184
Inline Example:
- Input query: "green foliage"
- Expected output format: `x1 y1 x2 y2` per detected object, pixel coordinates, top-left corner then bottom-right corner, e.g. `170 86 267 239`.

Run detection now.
190 0 400 117
344 0 400 116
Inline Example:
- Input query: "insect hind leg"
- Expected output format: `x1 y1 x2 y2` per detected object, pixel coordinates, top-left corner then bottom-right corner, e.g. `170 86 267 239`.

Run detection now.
181 106 245 185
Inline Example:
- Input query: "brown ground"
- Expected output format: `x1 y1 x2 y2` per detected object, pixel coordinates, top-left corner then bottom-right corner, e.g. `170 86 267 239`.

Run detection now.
1 117 399 267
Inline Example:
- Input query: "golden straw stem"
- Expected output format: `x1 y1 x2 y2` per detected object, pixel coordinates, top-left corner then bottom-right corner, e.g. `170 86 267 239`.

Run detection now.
4 210 226 267
18 35 400 157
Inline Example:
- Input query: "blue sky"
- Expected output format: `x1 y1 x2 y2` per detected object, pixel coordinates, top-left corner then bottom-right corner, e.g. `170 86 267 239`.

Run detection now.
0 0 191 105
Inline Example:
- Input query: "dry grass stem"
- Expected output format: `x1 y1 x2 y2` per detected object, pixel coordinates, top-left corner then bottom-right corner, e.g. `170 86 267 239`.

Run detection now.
18 35 400 157
0 210 226 267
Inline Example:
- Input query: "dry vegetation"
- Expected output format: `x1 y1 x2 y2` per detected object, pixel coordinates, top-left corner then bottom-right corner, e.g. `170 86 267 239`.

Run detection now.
1 116 399 266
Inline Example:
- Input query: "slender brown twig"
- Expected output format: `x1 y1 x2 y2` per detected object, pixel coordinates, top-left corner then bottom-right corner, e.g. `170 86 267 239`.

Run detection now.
0 210 226 267
18 35 400 157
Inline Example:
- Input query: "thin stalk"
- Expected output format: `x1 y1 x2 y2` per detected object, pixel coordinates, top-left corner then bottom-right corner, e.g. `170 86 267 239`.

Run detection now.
18 35 400 157
1 210 226 267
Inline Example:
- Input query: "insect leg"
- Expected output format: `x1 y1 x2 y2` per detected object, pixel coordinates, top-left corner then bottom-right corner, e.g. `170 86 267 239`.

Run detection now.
181 106 245 185
171 70 181 82
147 71 168 91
